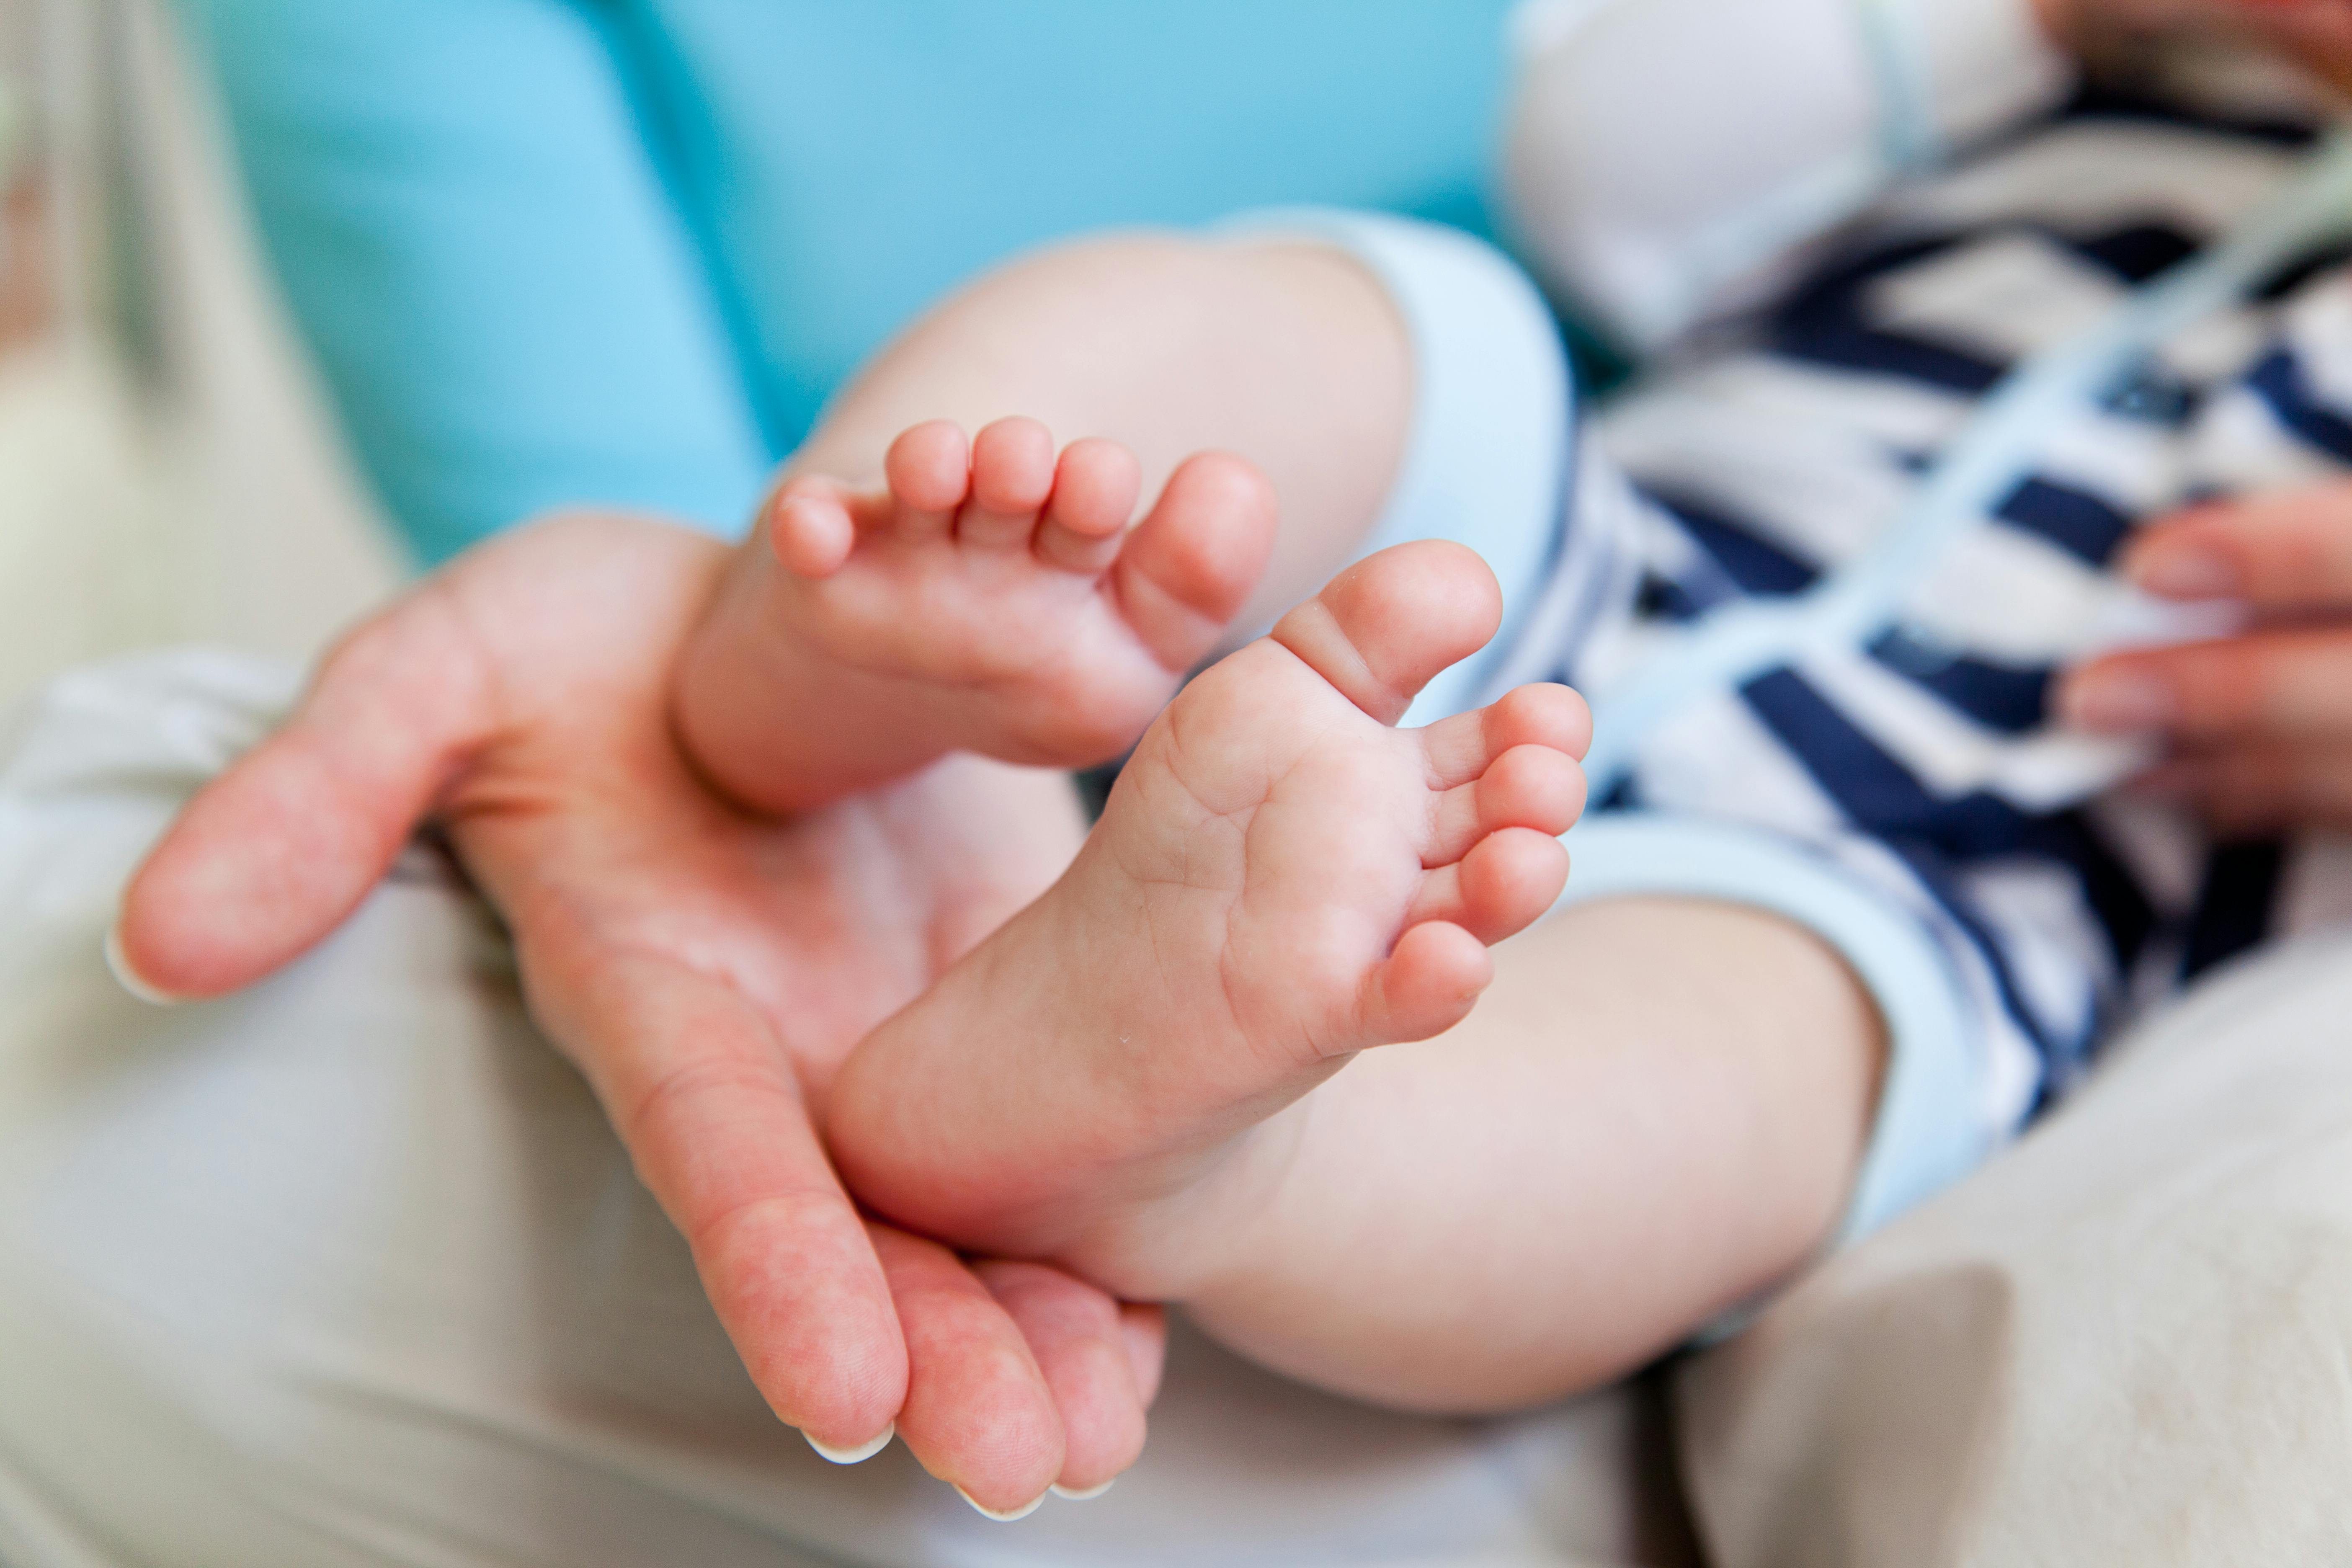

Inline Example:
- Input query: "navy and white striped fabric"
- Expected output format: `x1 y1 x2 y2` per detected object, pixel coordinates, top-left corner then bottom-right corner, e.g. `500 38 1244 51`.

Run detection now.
1525 89 2352 1141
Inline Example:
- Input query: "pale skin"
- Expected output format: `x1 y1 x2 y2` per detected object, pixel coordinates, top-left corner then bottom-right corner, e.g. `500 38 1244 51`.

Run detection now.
658 0 2352 1452
115 230 1892 1518
111 239 1422 1514
663 230 1894 1439
822 541 1887 1414
104 0 2352 1527
2061 483 2352 830
2031 0 2352 87
2029 0 2352 816
112 516 1163 1513
674 240 1410 813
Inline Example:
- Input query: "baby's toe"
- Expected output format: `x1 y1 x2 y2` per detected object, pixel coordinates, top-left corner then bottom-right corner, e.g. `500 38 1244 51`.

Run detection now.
1420 683 1592 790
1425 743 1586 865
884 420 973 542
1358 920 1494 1047
1112 451 1277 672
1458 828 1572 944
1270 541 1501 726
959 417 1059 549
1036 438 1141 575
1406 828 1570 945
767 478 859 578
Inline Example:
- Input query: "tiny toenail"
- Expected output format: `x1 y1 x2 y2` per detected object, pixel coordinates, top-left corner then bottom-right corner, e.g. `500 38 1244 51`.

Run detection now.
804 1423 895 1465
104 920 187 1007
1050 1480 1116 1501
955 1485 1047 1522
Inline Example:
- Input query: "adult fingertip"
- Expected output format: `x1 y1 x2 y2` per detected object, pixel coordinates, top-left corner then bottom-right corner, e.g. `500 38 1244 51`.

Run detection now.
717 1222 910 1459
1051 1479 1116 1501
804 1422 895 1465
104 915 189 1007
954 1484 1047 1522
1118 1303 1167 1407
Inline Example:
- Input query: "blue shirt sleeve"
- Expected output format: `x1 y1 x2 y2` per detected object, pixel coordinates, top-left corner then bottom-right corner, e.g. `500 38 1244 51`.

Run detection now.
172 0 775 565
171 0 1527 566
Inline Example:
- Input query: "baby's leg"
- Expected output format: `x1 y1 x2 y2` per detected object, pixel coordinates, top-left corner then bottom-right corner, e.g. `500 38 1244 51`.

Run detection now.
827 538 1885 1414
787 237 1414 637
676 237 1414 815
677 422 1280 811
1172 896 1885 1411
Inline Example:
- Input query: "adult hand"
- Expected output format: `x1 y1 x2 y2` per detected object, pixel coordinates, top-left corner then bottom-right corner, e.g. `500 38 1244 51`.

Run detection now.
2031 0 2352 90
111 512 1162 1513
2057 483 2352 833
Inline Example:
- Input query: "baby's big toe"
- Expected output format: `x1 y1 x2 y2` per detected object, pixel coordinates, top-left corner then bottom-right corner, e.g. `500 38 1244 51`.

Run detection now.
1271 541 1503 727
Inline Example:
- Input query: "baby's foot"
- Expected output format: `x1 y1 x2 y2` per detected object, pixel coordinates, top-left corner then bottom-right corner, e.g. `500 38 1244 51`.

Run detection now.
827 541 1589 1292
675 418 1275 815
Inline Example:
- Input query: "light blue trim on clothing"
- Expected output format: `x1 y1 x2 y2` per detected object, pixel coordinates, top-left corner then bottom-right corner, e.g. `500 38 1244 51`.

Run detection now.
1226 211 1576 726
1252 210 2001 1258
1580 126 2352 798
1560 814 1996 1251
1852 0 1941 171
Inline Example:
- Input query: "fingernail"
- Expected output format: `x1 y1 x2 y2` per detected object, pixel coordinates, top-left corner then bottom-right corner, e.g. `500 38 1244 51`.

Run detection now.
2058 672 2177 732
804 1423 894 1465
954 1485 1047 1522
2132 546 2239 601
1050 1479 1116 1501
103 920 187 1007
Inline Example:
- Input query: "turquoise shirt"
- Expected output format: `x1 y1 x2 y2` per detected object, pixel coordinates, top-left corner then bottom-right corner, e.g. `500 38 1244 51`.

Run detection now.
174 1 1527 564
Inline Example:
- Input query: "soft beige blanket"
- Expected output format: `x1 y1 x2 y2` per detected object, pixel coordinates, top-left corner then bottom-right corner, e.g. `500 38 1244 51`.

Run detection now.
1681 929 2352 1565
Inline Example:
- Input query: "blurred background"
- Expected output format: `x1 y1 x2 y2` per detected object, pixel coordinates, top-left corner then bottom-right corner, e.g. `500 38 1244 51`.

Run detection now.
0 0 397 712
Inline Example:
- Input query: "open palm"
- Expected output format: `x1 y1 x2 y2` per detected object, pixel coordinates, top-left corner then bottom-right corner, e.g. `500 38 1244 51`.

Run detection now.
113 511 1160 1511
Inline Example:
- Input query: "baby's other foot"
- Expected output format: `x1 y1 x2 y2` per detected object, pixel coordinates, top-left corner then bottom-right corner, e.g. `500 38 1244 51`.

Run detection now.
676 418 1275 815
828 541 1590 1292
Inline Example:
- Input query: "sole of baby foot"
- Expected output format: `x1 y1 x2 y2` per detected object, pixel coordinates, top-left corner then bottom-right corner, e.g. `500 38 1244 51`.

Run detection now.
676 419 1277 816
827 539 1590 1292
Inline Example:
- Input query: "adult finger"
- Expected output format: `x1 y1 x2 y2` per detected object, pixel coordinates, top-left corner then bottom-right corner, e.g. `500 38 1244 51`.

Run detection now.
113 584 499 999
524 941 910 1457
2124 485 2352 609
973 1260 1153 1498
872 1229 1067 1519
1120 1302 1168 1407
2055 627 2352 742
2131 740 2352 836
